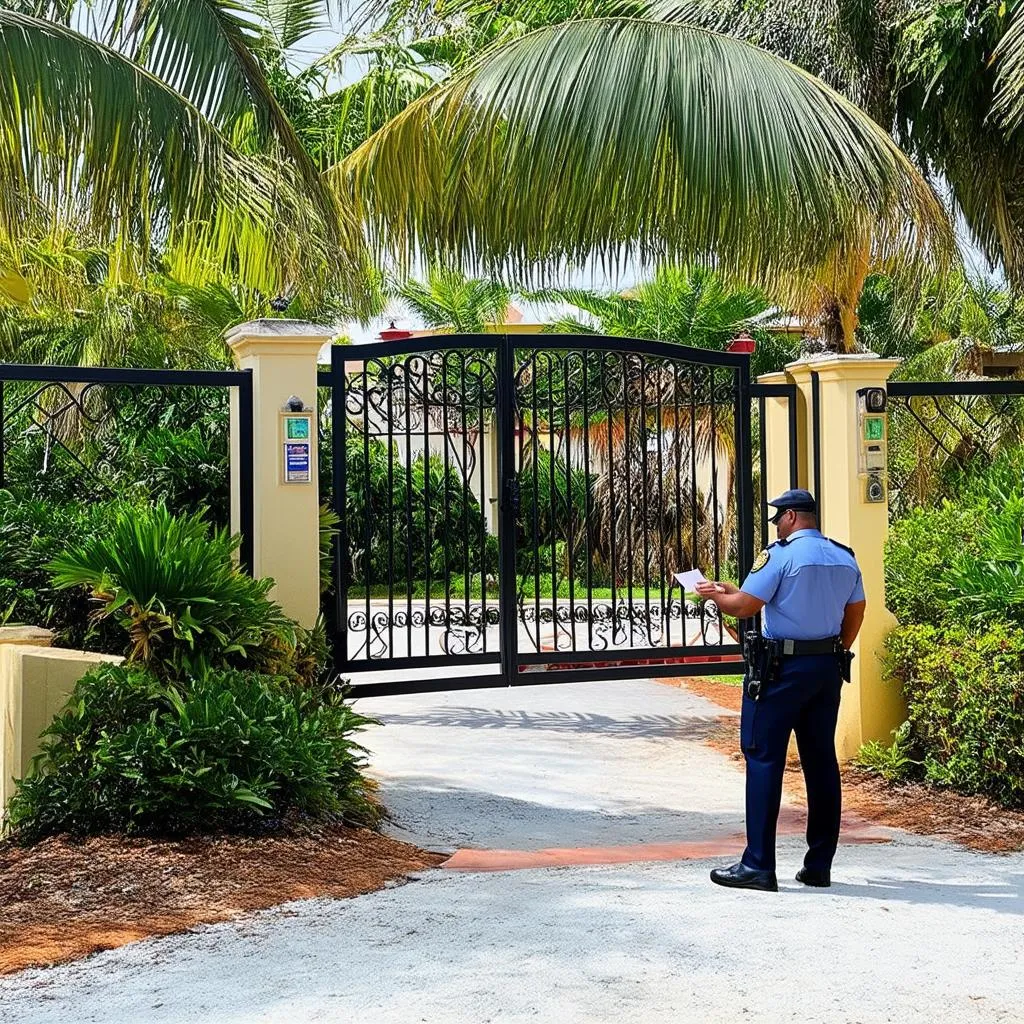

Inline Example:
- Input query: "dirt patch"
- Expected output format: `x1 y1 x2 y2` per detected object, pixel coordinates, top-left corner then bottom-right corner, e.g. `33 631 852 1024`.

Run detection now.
674 676 1024 855
0 826 445 976
665 676 743 712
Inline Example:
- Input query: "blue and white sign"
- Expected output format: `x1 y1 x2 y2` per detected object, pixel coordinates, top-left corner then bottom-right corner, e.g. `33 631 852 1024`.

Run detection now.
284 441 311 483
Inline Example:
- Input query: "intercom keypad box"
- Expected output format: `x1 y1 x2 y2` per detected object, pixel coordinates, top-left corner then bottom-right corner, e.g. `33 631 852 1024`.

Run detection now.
281 411 314 484
857 388 888 503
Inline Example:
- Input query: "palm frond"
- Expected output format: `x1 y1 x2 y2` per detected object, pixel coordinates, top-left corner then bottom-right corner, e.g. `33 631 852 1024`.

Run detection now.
994 1 1024 131
340 18 952 311
110 0 345 235
0 11 285 276
250 0 328 50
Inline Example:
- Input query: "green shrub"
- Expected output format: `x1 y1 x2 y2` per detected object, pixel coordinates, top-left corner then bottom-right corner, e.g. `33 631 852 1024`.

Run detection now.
4 662 380 840
854 721 923 783
885 500 978 626
49 504 296 681
883 620 1024 806
343 436 494 585
2 384 230 519
0 492 127 651
946 492 1024 627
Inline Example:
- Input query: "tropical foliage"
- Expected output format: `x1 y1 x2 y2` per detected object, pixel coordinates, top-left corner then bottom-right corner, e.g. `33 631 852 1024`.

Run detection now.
5 662 380 839
394 268 511 333
875 450 1024 806
340 435 496 589
49 505 298 681
534 265 798 376
4 499 379 841
0 1 366 309
342 8 952 350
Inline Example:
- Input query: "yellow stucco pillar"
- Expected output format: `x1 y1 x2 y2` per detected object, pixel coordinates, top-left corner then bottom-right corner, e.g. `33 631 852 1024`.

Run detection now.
783 355 904 760
756 371 802 500
226 320 335 628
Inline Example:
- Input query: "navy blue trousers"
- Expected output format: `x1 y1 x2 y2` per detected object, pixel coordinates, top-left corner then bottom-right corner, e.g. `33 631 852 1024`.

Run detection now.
739 653 843 874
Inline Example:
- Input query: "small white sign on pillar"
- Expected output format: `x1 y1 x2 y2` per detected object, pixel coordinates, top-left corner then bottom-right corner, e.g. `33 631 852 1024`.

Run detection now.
282 412 313 483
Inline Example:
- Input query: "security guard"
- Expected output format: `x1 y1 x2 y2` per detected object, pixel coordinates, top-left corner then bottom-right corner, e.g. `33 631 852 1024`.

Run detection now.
695 489 866 892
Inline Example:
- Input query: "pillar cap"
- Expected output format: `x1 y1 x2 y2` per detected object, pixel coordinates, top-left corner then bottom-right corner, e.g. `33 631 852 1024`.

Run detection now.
786 353 901 380
225 320 338 362
226 319 336 343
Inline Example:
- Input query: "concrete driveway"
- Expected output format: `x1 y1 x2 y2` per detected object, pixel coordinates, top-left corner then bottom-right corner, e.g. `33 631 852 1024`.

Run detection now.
2 679 1022 1023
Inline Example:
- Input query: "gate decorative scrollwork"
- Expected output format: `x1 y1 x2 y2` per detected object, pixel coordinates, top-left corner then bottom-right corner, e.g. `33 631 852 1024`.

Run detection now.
321 334 755 696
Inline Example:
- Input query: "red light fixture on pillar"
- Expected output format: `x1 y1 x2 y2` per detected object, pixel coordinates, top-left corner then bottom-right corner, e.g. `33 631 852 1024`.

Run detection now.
379 320 413 341
727 331 756 355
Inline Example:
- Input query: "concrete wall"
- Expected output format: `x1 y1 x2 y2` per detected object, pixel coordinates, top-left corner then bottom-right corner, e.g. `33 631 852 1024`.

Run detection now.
1 643 122 818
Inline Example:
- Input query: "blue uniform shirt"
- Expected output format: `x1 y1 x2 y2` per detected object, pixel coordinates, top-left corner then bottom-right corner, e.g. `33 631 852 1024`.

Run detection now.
739 529 865 641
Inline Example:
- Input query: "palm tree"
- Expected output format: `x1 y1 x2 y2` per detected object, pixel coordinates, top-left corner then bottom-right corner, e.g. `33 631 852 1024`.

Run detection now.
394 268 512 333
532 265 797 376
0 1 365 310
341 15 953 352
644 1 1024 299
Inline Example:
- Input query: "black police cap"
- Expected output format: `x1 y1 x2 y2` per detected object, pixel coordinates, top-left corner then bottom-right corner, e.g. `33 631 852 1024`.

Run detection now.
767 488 817 523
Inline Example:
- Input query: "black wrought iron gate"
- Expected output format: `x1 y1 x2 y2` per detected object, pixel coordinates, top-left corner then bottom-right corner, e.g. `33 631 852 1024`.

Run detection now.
320 334 796 697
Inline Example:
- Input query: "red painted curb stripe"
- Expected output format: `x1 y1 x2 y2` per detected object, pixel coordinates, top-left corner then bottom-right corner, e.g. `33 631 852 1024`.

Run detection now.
442 821 892 872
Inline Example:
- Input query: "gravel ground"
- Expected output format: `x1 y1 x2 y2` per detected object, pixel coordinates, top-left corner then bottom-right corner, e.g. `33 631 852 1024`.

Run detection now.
2 679 1022 1023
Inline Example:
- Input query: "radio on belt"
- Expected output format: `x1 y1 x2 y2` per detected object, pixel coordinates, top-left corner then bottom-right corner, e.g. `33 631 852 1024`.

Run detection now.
856 387 888 503
281 396 312 484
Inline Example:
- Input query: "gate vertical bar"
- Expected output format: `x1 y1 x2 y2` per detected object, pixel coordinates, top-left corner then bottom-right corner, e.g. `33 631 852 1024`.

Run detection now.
734 357 756 614
496 335 519 684
331 344 348 672
237 370 255 576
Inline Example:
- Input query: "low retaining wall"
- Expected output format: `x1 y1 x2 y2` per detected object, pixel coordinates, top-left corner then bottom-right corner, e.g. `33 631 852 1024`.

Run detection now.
1 636 122 819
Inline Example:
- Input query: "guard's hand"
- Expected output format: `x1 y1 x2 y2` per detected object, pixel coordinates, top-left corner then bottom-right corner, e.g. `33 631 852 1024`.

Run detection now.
695 580 735 598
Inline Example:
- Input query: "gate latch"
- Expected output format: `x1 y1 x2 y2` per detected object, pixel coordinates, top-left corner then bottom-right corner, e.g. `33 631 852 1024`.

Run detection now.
504 477 521 515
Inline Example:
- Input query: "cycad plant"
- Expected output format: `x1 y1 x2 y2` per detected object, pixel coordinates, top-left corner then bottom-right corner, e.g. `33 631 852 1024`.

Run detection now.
49 504 296 681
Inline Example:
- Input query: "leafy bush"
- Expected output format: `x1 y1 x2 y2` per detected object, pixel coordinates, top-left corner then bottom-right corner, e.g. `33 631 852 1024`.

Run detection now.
344 436 494 585
49 504 296 681
0 492 127 651
885 501 978 626
4 663 380 840
885 448 1024 628
882 620 1024 806
854 721 922 783
2 384 230 521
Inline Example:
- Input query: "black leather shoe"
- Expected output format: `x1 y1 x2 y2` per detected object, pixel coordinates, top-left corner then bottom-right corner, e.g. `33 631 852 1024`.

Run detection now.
710 862 778 892
796 867 831 887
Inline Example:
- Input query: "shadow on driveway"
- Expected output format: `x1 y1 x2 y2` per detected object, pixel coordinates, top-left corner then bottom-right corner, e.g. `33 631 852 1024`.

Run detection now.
372 706 726 740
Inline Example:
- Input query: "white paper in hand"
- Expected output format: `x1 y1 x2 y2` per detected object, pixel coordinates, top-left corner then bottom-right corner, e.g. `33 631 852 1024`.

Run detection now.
673 569 709 592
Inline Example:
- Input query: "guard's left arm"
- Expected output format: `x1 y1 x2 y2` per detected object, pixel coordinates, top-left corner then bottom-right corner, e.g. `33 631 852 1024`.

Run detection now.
840 600 866 649
694 582 765 619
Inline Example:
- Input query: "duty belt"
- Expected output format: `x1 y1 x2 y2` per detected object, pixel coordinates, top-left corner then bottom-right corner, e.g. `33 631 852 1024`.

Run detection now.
764 637 842 657
743 632 851 700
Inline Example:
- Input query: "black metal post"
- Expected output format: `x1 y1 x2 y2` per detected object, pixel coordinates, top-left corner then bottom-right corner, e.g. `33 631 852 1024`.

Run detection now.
237 371 255 575
332 344 348 674
734 358 756 587
496 335 519 685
